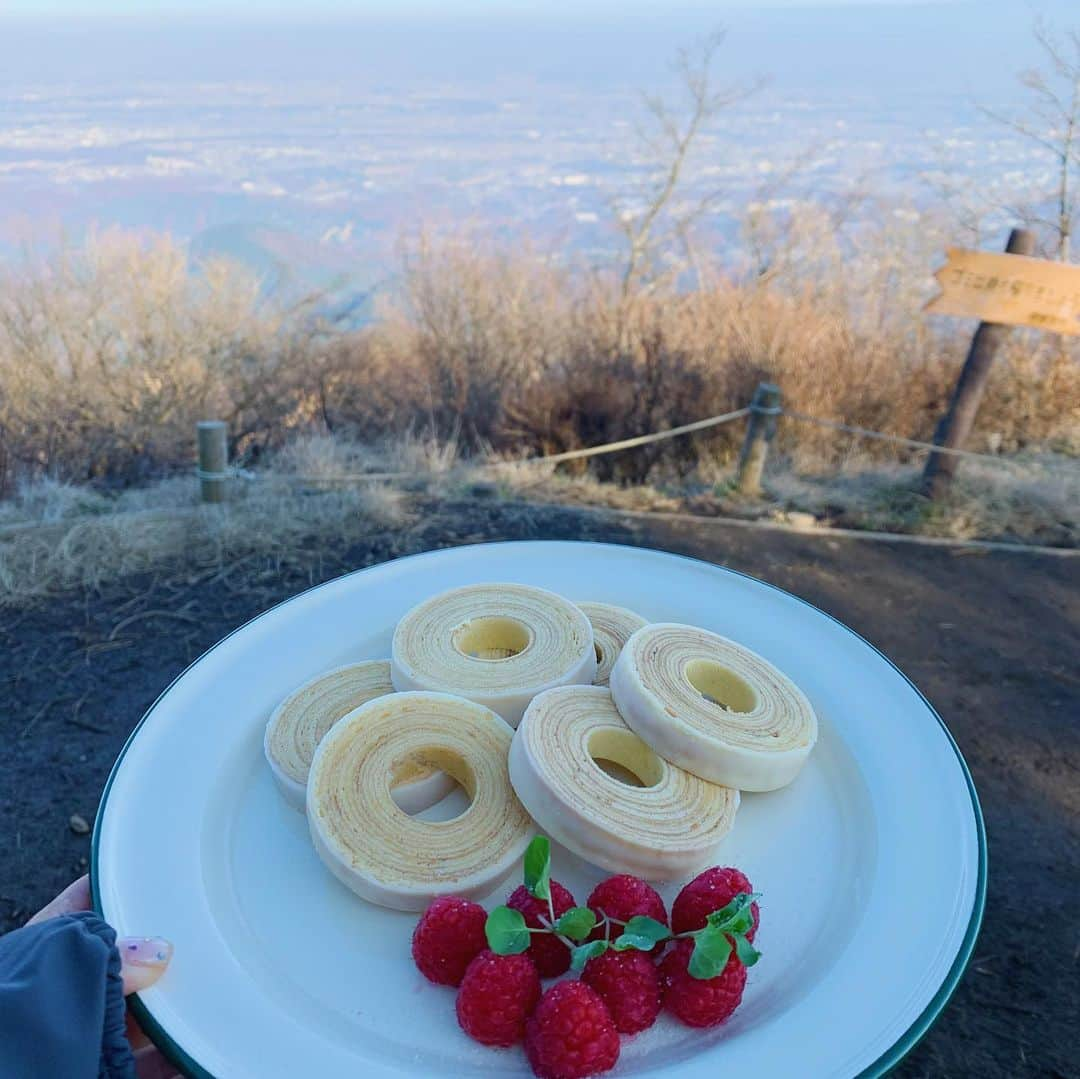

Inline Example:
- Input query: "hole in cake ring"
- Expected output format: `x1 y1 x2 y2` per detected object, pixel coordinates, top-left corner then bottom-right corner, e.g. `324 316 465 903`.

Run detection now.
307 690 534 911
586 727 664 788
610 623 818 792
508 685 739 880
683 659 757 714
452 616 534 661
392 584 597 726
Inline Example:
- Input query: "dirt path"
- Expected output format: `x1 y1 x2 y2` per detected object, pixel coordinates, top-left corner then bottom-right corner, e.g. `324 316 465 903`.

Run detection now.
2 498 1077 1078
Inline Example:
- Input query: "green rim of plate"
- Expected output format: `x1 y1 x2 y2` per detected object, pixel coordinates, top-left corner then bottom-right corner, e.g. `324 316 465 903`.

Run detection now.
91 541 987 1079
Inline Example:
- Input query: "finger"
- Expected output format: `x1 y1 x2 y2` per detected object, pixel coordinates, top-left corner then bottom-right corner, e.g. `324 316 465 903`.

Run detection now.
117 937 174 995
27 875 91 925
134 1043 183 1079
26 877 172 994
126 1010 153 1053
128 1010 183 1079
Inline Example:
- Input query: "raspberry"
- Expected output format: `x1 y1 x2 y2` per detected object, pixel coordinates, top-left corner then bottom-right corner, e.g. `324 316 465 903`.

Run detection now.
581 948 661 1034
411 896 489 987
507 880 576 977
671 866 759 942
586 875 667 941
525 981 620 1079
455 949 541 1047
659 939 747 1028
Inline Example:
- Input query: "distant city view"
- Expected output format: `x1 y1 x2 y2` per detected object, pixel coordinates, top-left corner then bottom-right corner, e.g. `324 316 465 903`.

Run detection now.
0 2 1072 307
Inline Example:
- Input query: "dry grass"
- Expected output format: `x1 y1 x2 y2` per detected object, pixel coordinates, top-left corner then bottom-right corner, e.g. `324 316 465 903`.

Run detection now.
765 454 1079 545
0 469 408 603
2 430 1074 602
475 447 1079 546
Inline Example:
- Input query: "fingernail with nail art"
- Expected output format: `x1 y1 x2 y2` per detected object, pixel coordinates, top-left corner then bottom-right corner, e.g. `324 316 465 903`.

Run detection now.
118 937 173 994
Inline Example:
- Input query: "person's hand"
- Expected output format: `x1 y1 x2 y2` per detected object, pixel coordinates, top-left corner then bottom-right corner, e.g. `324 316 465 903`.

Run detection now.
29 876 178 1079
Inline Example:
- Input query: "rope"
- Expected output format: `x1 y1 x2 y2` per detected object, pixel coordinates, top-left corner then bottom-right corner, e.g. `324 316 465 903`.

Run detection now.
191 400 1072 488
780 410 1077 468
274 468 423 484
279 406 753 483
195 466 255 481
509 406 752 466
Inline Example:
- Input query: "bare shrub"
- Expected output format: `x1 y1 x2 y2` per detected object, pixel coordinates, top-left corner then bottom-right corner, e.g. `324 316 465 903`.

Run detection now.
342 204 1075 483
0 230 318 493
0 223 1076 501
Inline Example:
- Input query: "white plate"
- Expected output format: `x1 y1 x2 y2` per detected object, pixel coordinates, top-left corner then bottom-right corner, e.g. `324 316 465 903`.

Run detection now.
92 542 985 1079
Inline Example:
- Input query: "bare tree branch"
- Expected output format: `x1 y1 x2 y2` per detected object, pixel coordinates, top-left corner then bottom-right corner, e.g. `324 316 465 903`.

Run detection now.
608 30 765 346
978 15 1080 260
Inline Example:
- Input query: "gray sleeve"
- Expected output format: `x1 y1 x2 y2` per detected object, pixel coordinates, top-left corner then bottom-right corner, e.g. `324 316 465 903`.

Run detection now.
0 910 135 1079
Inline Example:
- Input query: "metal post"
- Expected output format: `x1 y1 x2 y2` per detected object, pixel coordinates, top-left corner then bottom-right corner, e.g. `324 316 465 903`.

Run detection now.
197 421 228 504
736 382 781 496
922 228 1037 500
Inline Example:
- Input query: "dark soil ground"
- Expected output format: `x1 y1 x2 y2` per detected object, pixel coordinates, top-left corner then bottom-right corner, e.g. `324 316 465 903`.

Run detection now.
2 497 1077 1078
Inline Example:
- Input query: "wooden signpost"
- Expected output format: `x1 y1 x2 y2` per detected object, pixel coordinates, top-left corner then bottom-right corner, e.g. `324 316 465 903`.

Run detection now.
921 227 1075 499
925 246 1080 336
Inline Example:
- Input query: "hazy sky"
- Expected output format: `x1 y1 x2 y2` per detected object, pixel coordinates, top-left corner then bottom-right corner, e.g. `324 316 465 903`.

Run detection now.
0 0 1066 275
0 0 962 16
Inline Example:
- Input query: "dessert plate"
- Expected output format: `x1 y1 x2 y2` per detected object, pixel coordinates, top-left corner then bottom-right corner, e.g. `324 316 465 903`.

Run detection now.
92 541 985 1079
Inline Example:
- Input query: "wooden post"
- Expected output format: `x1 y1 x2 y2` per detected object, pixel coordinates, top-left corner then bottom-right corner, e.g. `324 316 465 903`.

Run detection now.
922 227 1037 499
196 421 228 504
736 382 781 496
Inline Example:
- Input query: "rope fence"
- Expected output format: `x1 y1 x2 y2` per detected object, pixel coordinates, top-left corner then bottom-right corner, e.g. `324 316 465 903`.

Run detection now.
269 406 754 485
3 386 1072 541
783 410 1032 464
191 384 1076 496
513 406 753 466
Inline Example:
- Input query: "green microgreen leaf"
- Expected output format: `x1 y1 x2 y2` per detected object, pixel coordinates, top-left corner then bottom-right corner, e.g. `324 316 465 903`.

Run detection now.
485 905 530 956
733 933 761 968
570 939 609 972
612 932 660 952
688 925 732 979
555 907 597 942
705 892 760 936
523 836 552 902
622 916 670 943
